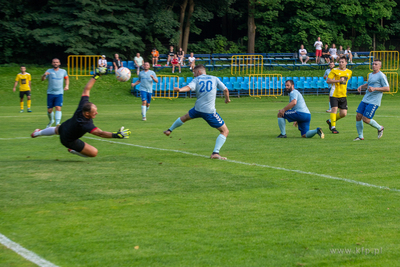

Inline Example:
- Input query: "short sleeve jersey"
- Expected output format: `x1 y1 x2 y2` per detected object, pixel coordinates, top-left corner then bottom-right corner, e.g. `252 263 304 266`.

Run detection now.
15 73 31 91
139 70 157 93
314 41 323 50
337 50 344 56
290 89 310 114
98 59 107 67
134 57 144 67
168 50 175 57
329 48 337 56
299 49 307 56
152 51 159 57
328 68 352 98
344 49 351 55
113 58 121 69
187 74 226 114
363 71 389 106
324 68 331 79
322 48 330 55
45 68 68 95
60 96 97 142
188 57 195 63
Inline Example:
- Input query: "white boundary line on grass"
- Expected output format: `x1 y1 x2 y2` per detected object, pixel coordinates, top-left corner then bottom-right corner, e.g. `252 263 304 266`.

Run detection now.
84 136 400 193
0 233 59 267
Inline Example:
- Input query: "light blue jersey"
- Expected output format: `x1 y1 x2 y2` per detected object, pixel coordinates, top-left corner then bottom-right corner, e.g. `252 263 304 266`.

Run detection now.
45 68 68 95
139 70 157 93
188 74 226 114
324 69 331 79
290 89 310 114
362 71 389 106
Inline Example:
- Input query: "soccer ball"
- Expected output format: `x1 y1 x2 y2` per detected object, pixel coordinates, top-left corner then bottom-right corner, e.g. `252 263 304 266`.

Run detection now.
116 67 131 82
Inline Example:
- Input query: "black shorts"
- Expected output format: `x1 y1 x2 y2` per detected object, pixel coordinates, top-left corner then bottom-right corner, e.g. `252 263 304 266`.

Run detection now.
322 55 330 59
19 91 31 98
330 97 348 110
58 124 85 152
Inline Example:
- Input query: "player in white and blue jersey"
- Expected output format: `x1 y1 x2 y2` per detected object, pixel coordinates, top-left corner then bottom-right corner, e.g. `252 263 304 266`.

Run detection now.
131 62 158 121
354 59 389 141
324 61 335 112
41 58 69 128
163 64 231 160
277 80 324 139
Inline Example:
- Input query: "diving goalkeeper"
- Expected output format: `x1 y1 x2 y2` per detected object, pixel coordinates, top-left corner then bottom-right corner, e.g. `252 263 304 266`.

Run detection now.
31 72 131 157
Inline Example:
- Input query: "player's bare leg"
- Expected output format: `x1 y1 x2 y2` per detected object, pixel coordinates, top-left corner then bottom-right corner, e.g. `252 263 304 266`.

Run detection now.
211 124 229 160
164 113 191 136
68 142 98 158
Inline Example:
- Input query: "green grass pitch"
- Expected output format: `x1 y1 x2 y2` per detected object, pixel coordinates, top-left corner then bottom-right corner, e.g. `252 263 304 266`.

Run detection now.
1 65 400 266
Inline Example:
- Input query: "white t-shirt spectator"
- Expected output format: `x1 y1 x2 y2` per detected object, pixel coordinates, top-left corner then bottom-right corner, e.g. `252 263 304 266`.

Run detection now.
134 56 144 67
299 49 307 57
314 41 323 50
188 56 195 63
98 59 107 67
329 48 337 57
345 49 351 55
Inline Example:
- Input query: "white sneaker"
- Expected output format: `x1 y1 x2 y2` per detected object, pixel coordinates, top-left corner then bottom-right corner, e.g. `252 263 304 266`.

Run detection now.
142 117 146 121
378 126 384 139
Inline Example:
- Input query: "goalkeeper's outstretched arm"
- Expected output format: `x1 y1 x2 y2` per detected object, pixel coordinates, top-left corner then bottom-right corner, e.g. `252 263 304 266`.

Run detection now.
91 127 131 139
82 72 102 97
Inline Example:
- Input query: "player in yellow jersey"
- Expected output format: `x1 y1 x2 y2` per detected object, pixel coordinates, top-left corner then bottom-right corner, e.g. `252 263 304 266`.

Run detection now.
13 66 32 113
326 56 352 134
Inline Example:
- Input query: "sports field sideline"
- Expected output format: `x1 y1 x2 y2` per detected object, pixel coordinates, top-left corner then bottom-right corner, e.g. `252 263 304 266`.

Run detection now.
1 65 400 266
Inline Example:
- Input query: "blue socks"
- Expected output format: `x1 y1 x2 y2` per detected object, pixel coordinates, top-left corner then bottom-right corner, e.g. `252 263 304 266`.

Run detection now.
369 119 381 130
305 129 318 138
356 120 364 138
213 134 227 154
278 118 286 135
141 106 146 117
169 118 184 131
55 111 62 125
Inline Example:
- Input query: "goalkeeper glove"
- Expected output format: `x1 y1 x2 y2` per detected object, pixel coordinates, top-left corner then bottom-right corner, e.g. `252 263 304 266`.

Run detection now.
93 69 101 80
112 127 131 139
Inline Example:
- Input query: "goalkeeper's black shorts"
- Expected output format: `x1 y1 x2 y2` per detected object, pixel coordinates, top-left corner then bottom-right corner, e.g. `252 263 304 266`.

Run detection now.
59 125 85 152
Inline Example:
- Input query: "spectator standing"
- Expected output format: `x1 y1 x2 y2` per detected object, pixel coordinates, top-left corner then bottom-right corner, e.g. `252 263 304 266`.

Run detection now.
188 53 196 70
324 62 336 113
166 46 175 66
298 45 309 64
314 37 323 63
151 48 159 67
322 44 331 64
13 65 32 113
112 54 123 72
329 44 338 63
171 54 181 74
134 53 144 75
177 47 185 66
344 47 353 63
41 58 69 128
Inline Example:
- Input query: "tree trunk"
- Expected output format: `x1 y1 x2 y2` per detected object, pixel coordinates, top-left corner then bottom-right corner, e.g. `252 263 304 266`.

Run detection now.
182 0 194 53
373 33 376 51
247 0 256 53
178 0 188 48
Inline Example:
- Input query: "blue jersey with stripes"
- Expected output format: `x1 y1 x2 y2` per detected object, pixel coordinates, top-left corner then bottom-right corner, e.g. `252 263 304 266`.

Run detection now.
139 70 157 93
188 74 226 114
290 89 310 114
45 68 68 95
362 71 389 106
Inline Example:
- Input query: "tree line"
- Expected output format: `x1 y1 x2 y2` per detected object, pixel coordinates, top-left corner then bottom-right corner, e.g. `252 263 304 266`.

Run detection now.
0 0 398 64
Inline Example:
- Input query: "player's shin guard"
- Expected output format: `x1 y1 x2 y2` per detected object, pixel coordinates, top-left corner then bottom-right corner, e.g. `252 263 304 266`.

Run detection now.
141 106 146 117
213 134 227 154
278 118 286 135
368 119 381 130
27 100 31 109
305 129 318 138
356 120 364 138
20 101 24 110
330 113 336 127
55 111 62 125
36 127 56 136
169 118 184 131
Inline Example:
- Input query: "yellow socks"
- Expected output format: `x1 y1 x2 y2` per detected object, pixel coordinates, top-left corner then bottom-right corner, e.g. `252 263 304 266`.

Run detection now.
20 101 24 110
330 113 336 127
27 100 31 109
336 112 341 121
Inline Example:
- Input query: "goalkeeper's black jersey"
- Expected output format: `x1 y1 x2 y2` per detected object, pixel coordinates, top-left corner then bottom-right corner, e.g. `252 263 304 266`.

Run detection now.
59 96 97 142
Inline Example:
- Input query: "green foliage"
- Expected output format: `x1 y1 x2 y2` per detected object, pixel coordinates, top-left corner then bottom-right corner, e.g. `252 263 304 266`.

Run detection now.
187 34 246 54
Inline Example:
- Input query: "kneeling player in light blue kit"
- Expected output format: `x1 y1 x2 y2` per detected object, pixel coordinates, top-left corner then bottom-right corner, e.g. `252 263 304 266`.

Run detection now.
277 80 324 139
354 59 389 141
131 62 158 121
163 64 231 160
